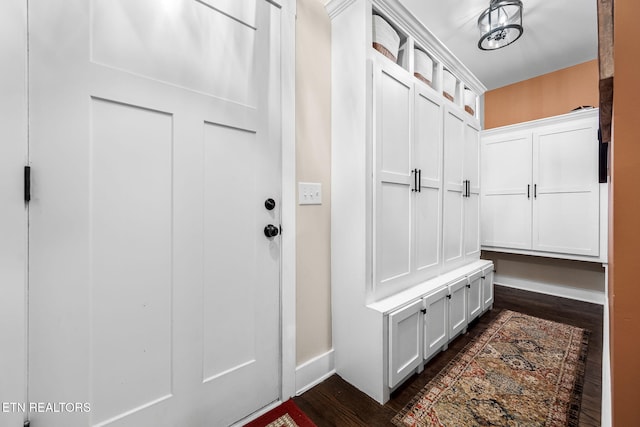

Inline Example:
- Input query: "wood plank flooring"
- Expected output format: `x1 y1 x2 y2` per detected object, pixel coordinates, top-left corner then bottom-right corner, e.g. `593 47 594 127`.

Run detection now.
294 285 603 426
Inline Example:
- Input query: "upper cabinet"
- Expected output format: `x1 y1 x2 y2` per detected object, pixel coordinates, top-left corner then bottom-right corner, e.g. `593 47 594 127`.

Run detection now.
327 0 486 302
481 109 607 262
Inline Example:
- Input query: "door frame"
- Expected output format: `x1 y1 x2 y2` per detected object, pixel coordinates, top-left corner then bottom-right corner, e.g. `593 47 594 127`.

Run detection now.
277 0 298 404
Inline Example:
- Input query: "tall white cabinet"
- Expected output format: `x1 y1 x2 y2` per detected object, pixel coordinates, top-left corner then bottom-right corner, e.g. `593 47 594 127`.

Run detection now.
481 109 606 262
327 0 492 404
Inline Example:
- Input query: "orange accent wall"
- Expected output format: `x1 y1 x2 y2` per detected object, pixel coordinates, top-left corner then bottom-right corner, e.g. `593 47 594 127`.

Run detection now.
484 60 599 129
611 0 640 424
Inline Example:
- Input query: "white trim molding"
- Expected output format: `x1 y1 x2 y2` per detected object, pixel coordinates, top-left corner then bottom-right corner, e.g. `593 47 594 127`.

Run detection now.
280 0 297 401
295 349 336 396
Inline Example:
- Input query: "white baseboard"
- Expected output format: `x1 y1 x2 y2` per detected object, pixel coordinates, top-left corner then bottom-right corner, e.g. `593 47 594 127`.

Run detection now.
295 349 335 396
495 277 605 305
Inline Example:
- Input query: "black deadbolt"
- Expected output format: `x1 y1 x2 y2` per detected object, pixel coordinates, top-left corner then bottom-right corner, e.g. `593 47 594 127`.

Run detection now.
265 198 276 211
264 224 279 238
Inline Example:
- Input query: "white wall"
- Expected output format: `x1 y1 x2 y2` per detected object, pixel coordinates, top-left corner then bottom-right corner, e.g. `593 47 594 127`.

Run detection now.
295 0 333 365
483 251 606 304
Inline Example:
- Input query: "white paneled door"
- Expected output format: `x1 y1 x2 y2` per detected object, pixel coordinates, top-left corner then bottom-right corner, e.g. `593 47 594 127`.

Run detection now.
28 1 282 426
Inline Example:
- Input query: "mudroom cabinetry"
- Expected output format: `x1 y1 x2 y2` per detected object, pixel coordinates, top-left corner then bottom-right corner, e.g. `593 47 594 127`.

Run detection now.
481 109 606 262
442 107 481 271
328 0 491 404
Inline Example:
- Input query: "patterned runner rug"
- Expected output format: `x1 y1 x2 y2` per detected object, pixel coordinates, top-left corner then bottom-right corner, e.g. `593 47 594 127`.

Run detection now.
244 400 317 427
392 310 590 427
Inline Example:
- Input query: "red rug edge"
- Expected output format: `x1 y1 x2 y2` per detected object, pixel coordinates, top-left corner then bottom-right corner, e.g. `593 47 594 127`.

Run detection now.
243 399 317 427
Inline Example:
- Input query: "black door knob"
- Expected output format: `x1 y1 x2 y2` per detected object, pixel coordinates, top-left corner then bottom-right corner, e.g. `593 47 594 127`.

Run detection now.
265 198 276 211
264 224 279 238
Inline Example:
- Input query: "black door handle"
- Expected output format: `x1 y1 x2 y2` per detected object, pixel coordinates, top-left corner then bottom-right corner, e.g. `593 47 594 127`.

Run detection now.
264 224 279 238
418 169 421 193
534 184 537 199
527 184 530 199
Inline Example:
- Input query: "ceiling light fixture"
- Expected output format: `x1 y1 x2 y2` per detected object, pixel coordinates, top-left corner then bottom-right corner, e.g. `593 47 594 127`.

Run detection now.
478 0 523 51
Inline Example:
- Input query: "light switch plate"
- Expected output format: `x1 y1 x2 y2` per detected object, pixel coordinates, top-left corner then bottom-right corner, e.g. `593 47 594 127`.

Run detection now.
298 182 322 205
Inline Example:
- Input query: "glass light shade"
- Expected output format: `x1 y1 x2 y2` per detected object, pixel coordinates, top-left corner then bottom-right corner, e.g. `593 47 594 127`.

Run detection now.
478 0 523 50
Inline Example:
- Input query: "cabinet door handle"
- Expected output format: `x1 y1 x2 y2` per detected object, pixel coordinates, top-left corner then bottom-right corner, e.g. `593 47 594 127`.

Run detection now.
420 308 427 314
527 184 530 199
467 180 471 197
418 169 421 193
534 184 537 199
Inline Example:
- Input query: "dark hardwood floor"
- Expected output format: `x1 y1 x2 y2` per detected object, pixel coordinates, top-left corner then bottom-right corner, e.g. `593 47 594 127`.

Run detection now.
294 285 603 426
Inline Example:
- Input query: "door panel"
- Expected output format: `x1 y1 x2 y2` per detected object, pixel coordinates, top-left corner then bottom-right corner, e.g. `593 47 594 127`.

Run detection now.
464 122 480 258
415 188 440 274
423 287 449 361
374 62 414 295
28 1 281 426
482 266 494 310
389 300 423 388
533 122 599 255
91 0 258 106
466 272 483 322
442 108 465 270
448 278 468 338
379 182 412 283
90 99 173 425
380 67 412 175
0 1 27 424
481 133 532 249
464 193 480 257
413 87 442 279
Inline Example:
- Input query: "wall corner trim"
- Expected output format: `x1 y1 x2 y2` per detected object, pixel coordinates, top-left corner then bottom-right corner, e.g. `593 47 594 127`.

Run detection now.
295 349 336 396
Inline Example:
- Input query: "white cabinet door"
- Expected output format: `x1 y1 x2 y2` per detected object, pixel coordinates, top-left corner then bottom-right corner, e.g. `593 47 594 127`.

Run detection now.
448 277 468 338
481 132 533 249
374 61 414 295
482 265 494 310
423 287 449 361
414 86 443 281
442 107 466 270
467 271 483 322
389 299 423 388
464 121 481 258
532 119 600 256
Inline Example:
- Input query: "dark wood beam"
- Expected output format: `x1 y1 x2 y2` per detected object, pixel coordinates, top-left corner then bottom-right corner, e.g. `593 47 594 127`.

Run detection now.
598 0 614 144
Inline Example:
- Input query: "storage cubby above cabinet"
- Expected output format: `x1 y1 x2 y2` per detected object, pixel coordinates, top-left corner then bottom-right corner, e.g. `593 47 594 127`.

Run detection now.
364 3 484 119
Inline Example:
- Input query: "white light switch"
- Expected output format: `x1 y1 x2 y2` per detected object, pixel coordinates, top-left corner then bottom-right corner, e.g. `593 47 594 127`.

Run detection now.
298 182 322 205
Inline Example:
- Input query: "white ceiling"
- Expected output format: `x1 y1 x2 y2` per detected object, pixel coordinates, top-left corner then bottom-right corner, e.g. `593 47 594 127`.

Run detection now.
399 0 598 90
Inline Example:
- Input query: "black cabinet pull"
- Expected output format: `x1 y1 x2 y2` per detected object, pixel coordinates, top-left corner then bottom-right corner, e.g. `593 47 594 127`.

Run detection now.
534 184 537 199
418 169 422 192
527 184 530 199
467 180 471 197
420 308 427 314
